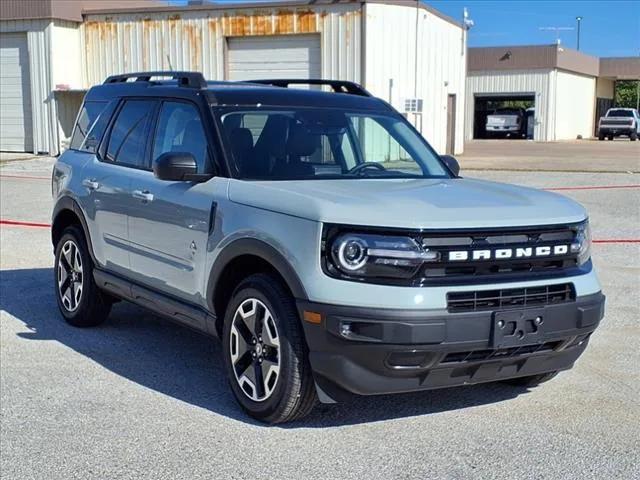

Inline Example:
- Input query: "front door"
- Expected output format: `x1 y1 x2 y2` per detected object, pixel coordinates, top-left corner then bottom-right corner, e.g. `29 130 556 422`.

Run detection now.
126 100 215 304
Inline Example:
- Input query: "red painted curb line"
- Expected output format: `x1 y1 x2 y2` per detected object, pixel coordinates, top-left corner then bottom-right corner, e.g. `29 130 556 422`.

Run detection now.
0 219 51 228
593 239 640 244
0 174 50 181
545 184 640 192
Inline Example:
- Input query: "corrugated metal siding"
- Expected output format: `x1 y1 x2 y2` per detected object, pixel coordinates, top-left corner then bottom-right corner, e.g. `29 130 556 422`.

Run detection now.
82 3 362 86
555 70 595 140
0 19 56 154
364 3 466 155
465 69 553 142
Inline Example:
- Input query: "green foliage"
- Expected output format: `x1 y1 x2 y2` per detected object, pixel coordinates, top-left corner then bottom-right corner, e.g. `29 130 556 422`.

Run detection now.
615 80 640 108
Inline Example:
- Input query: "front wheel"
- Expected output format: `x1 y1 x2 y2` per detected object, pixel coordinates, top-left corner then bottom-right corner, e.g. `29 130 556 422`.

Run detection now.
630 131 638 141
54 226 111 327
222 274 317 423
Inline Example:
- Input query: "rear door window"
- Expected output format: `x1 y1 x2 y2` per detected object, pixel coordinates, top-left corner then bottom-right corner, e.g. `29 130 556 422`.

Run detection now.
105 100 156 168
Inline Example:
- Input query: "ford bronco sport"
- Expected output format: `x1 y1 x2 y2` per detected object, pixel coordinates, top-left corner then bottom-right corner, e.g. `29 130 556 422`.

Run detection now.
52 72 605 423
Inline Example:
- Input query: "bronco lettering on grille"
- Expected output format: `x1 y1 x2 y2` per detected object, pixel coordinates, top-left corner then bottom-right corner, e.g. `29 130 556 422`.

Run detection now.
448 245 569 262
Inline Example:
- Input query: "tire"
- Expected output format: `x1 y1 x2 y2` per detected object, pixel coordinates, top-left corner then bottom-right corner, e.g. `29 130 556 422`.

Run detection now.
222 273 317 424
598 133 605 141
503 371 558 388
54 225 111 327
630 131 638 141
608 135 614 141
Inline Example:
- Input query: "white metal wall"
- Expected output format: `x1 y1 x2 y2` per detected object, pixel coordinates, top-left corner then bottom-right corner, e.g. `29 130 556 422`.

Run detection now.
466 69 553 142
82 3 362 86
363 3 466 155
555 70 596 140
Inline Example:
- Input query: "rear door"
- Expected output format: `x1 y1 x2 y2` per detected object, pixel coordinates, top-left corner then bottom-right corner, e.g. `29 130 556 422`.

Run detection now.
126 100 218 304
81 98 157 275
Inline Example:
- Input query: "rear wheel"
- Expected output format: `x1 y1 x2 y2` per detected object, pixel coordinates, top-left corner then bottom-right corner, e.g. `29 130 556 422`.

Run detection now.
598 132 605 141
608 134 614 141
503 371 558 388
54 226 111 327
222 273 317 423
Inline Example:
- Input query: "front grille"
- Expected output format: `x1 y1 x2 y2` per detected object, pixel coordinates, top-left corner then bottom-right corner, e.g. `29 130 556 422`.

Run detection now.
447 283 575 313
441 341 562 364
601 119 633 126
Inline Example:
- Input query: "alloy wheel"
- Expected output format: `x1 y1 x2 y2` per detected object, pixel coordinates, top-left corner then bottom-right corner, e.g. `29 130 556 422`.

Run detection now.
57 240 83 312
229 298 281 402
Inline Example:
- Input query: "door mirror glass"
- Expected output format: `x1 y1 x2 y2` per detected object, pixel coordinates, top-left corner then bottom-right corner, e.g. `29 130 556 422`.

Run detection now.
153 152 201 181
440 154 460 177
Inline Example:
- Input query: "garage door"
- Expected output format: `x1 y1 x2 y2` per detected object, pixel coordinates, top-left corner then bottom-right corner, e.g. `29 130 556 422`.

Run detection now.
226 34 321 81
0 33 33 152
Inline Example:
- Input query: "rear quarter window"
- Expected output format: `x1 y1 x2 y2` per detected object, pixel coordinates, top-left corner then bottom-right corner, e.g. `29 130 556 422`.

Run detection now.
69 101 108 152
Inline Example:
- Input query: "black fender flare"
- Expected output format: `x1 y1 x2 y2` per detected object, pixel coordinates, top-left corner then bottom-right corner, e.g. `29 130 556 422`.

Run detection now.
206 238 309 310
51 196 97 264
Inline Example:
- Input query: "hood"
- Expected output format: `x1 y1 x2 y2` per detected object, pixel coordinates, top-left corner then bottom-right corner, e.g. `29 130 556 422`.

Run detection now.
228 178 587 229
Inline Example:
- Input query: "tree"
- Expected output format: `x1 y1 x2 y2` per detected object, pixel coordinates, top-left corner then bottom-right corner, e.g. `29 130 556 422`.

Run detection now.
615 80 640 109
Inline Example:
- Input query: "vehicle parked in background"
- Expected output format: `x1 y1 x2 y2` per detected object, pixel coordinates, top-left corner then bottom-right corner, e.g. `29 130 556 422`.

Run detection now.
485 108 526 138
598 108 639 141
52 72 604 423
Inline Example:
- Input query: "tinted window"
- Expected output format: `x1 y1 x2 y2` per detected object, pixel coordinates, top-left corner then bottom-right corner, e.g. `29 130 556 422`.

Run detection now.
69 101 107 151
607 109 634 117
152 102 208 172
106 100 155 167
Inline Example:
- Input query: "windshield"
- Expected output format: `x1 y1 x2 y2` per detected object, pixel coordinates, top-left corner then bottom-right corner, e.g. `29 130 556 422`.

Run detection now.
607 109 634 117
217 108 450 180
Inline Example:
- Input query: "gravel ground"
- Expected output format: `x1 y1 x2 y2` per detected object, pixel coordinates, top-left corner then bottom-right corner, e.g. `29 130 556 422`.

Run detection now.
1 157 639 480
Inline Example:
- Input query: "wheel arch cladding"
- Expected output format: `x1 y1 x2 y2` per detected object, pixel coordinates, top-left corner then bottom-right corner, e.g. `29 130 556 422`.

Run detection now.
52 197 96 263
208 238 308 335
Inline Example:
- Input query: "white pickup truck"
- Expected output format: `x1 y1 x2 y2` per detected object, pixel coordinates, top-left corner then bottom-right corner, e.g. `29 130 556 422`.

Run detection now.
485 108 525 138
598 108 639 141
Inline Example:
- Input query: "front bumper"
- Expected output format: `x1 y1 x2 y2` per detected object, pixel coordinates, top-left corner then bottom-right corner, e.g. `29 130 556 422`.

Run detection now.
298 292 604 400
599 126 634 135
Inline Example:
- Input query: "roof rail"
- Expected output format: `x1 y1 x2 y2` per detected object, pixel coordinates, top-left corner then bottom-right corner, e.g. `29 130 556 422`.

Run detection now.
249 79 372 97
103 71 207 89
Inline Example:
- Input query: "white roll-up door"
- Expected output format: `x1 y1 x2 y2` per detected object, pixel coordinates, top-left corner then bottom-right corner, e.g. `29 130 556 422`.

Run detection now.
0 33 33 152
226 34 321 81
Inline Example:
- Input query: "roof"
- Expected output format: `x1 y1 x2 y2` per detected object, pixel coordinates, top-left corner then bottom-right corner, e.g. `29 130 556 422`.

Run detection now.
0 0 168 22
468 44 639 79
85 80 393 112
81 0 462 28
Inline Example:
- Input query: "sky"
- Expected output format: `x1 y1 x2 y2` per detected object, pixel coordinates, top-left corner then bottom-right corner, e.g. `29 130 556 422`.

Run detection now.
169 0 640 58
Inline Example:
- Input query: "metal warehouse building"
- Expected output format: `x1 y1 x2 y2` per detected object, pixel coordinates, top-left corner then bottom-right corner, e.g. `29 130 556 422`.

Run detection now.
466 44 640 142
0 0 467 156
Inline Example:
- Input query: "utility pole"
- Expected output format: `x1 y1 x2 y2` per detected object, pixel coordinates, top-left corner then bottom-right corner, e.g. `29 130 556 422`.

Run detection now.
576 16 583 50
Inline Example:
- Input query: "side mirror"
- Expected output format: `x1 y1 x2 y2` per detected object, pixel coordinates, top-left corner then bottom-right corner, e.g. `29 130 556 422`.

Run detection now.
440 154 460 177
153 152 210 182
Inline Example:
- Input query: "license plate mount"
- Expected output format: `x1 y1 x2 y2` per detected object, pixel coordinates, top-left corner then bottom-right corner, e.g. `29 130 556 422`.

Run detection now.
491 309 546 348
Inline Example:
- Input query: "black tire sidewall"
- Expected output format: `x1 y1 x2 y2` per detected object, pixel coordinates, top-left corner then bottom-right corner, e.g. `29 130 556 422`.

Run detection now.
54 226 106 326
222 276 306 420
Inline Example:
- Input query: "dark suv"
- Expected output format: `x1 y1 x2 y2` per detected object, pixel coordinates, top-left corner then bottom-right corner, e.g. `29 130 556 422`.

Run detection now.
52 72 604 423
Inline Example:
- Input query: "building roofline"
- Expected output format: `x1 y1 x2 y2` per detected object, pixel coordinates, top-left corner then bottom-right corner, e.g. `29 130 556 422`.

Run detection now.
81 0 462 29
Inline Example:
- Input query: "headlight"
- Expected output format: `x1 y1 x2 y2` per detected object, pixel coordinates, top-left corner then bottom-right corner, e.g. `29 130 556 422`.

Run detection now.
571 220 591 266
329 233 439 279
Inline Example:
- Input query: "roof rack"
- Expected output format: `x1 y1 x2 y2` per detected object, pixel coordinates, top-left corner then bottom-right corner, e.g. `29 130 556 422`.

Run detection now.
249 79 372 97
103 71 207 89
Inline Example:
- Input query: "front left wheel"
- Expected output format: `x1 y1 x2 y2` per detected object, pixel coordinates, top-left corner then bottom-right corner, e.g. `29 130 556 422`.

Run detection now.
222 273 317 424
54 226 111 327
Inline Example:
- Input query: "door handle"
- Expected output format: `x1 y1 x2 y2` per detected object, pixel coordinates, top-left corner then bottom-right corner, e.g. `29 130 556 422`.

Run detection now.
132 189 154 202
82 178 100 190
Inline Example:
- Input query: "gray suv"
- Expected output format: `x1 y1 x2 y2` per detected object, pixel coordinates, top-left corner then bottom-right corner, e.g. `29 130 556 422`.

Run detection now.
52 72 605 423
